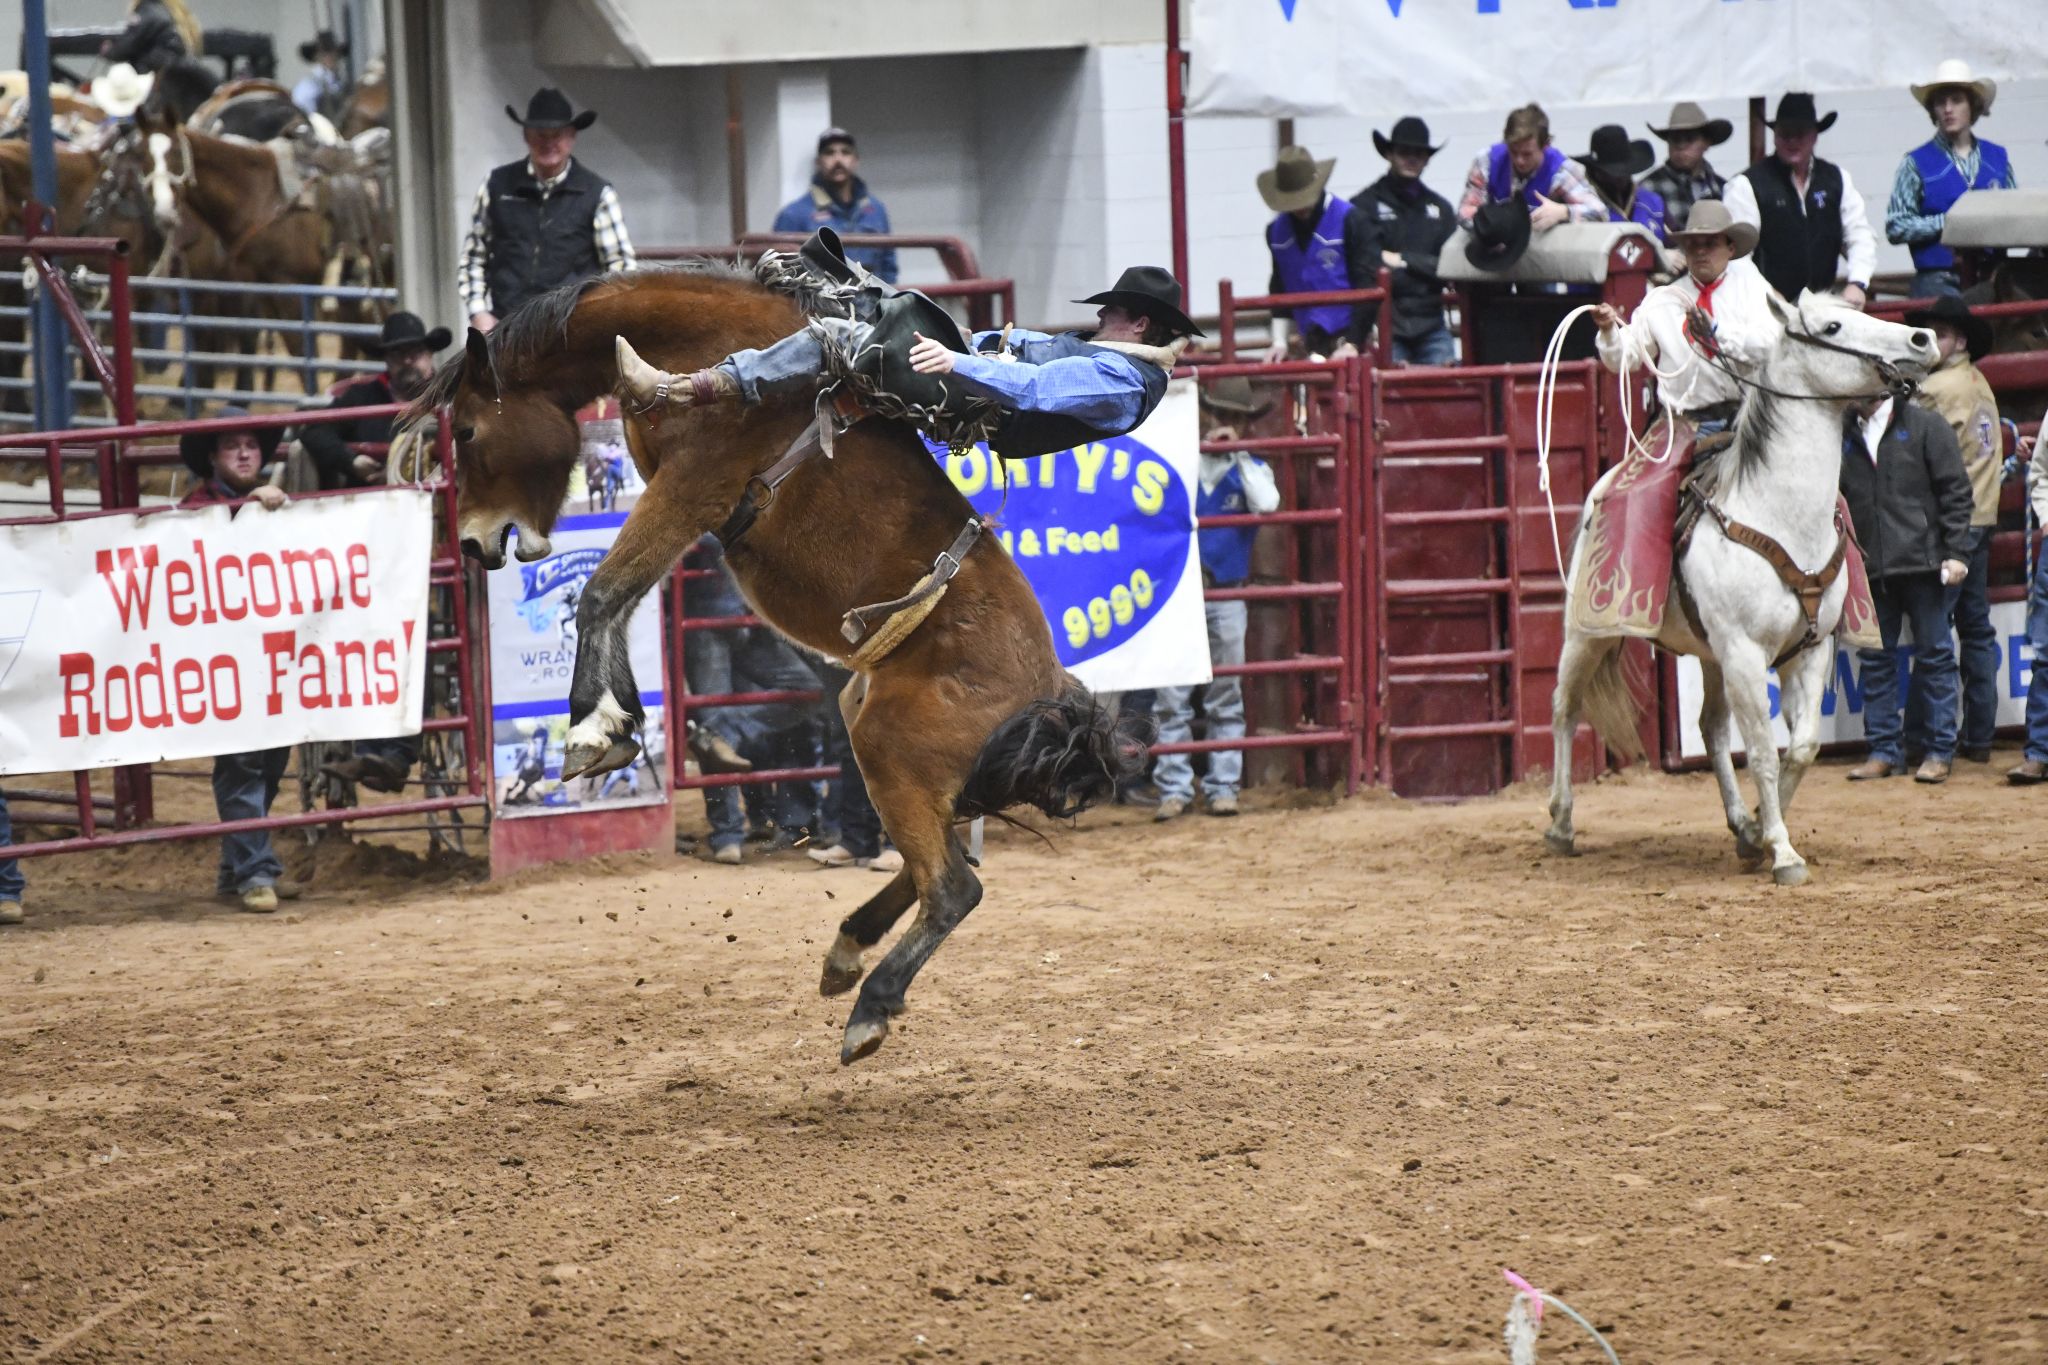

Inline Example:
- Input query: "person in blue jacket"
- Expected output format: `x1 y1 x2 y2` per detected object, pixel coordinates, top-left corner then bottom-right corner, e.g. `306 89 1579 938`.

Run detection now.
773 128 898 284
1886 60 2016 300
1153 376 1281 822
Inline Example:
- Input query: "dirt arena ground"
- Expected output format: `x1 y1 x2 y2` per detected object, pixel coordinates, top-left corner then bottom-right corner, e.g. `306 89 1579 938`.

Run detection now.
3 759 2045 1363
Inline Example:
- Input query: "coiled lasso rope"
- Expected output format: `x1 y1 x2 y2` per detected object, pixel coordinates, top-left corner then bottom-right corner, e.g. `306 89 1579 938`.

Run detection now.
1502 1267 1622 1365
1531 303 1697 577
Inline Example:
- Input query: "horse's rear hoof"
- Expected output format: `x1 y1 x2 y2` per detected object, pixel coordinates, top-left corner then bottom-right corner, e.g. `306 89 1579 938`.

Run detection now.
562 735 638 782
1772 862 1810 887
840 1017 889 1066
819 962 862 998
1543 830 1579 857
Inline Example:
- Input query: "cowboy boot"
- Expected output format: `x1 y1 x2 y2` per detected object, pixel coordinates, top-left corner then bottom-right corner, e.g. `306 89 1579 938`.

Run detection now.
615 336 738 418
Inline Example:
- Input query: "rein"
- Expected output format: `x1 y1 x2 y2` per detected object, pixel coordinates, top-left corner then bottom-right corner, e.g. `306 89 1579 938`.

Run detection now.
1705 323 1911 404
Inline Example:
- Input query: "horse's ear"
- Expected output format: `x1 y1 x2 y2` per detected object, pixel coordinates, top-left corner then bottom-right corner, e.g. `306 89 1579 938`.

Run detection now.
1766 289 1799 330
465 326 496 395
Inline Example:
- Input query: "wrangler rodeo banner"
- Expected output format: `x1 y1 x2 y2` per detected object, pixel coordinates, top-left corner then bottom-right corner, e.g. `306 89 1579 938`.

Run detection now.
0 491 434 777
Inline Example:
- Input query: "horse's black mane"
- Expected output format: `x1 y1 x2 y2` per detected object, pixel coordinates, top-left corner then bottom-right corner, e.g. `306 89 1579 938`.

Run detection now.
410 259 752 420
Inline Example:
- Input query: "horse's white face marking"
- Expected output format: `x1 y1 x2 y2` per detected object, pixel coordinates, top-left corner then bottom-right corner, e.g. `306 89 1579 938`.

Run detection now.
144 132 178 233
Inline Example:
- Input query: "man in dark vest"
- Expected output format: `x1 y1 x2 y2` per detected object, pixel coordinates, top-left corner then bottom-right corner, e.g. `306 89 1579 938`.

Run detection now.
1256 145 1378 362
616 264 1201 461
1886 60 2017 300
1349 116 1458 366
1723 92 1877 309
459 88 635 335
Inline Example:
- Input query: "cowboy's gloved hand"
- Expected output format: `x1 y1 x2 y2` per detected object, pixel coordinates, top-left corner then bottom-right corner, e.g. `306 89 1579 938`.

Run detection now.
1684 305 1720 357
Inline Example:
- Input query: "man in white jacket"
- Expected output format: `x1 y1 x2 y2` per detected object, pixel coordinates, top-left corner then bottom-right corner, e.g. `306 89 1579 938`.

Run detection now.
1593 200 1779 444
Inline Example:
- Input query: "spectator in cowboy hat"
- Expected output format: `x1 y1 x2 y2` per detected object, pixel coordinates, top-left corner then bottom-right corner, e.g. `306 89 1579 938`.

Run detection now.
459 88 635 335
1723 92 1878 309
89 62 154 122
1153 376 1281 821
1349 115 1459 366
291 29 349 121
299 312 452 491
1641 102 1733 234
1258 145 1379 363
178 410 303 913
1887 60 2016 301
773 128 897 284
1457 103 1604 233
1578 124 1666 243
1904 293 2003 765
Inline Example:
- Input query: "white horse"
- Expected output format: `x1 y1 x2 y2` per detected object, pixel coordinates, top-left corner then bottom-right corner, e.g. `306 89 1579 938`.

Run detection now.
1546 290 1939 885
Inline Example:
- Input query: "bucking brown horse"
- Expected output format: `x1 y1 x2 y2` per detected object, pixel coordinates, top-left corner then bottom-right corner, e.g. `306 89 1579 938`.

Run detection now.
411 265 1140 1065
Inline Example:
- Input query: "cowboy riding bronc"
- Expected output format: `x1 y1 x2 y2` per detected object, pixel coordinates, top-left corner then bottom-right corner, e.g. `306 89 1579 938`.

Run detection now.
616 243 1200 461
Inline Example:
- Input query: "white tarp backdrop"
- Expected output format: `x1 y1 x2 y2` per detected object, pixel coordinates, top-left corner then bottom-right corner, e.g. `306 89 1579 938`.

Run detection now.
1189 0 2048 118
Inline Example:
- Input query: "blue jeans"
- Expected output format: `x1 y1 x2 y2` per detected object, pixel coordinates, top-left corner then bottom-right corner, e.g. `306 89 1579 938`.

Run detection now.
0 791 23 903
2025 541 2048 764
1392 325 1456 367
213 748 288 893
1950 525 2000 752
685 625 819 850
1910 269 1962 300
1860 573 1959 765
722 318 871 406
1152 599 1250 802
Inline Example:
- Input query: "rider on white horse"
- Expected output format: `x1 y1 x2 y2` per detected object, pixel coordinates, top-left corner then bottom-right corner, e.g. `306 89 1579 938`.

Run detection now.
1592 200 1779 443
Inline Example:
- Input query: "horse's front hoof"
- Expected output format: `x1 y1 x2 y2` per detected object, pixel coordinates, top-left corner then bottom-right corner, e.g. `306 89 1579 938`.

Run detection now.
561 735 638 782
819 962 863 998
840 1016 889 1065
1543 830 1579 857
1772 862 1810 887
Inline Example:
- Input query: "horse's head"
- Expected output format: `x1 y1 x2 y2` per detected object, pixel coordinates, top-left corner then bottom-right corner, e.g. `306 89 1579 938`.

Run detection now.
423 327 580 570
127 109 188 240
1771 290 1939 396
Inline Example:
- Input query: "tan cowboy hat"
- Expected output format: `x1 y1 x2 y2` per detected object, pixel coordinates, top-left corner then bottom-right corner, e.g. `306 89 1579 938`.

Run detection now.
92 62 154 118
1666 200 1758 258
1911 59 1997 114
1257 146 1335 214
1648 101 1732 147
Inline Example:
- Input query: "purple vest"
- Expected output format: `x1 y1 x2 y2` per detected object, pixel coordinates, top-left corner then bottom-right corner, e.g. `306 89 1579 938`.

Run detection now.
1606 186 1667 243
1907 137 2010 270
1266 194 1356 339
1486 143 1567 209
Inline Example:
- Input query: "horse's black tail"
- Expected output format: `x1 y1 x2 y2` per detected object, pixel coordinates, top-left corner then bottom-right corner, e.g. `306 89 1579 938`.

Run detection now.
955 682 1151 822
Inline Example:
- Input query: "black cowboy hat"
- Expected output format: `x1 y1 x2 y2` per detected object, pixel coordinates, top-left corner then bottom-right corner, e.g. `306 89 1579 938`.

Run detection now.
1765 92 1837 134
506 87 597 132
1903 292 1993 363
1463 198 1531 272
1578 124 1656 179
364 311 452 356
297 29 348 63
1373 115 1445 159
1076 265 1204 338
1200 374 1273 418
179 405 282 479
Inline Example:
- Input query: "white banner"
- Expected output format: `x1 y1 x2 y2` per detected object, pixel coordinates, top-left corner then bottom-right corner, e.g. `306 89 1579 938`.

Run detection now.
1674 599 2034 758
0 490 434 777
1190 0 2048 118
939 378 1212 694
486 419 669 818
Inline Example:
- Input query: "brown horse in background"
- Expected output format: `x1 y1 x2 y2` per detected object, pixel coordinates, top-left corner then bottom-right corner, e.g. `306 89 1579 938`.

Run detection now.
412 265 1140 1065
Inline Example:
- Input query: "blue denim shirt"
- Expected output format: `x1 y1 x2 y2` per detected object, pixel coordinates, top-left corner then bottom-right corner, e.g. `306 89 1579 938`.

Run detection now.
774 176 897 283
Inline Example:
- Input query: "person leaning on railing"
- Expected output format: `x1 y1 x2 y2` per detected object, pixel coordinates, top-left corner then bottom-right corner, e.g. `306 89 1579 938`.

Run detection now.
1885 60 2016 302
178 411 305 915
0 793 24 926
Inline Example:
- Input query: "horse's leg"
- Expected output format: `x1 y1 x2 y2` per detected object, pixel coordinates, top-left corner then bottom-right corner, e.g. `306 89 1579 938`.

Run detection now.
817 670 920 997
1774 642 1831 820
835 684 990 1065
1545 630 1601 855
561 463 713 779
1720 641 1806 886
1697 658 1763 864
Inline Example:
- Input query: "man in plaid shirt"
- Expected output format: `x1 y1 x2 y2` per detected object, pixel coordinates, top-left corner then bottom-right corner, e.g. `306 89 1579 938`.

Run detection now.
1456 103 1605 234
460 88 634 334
